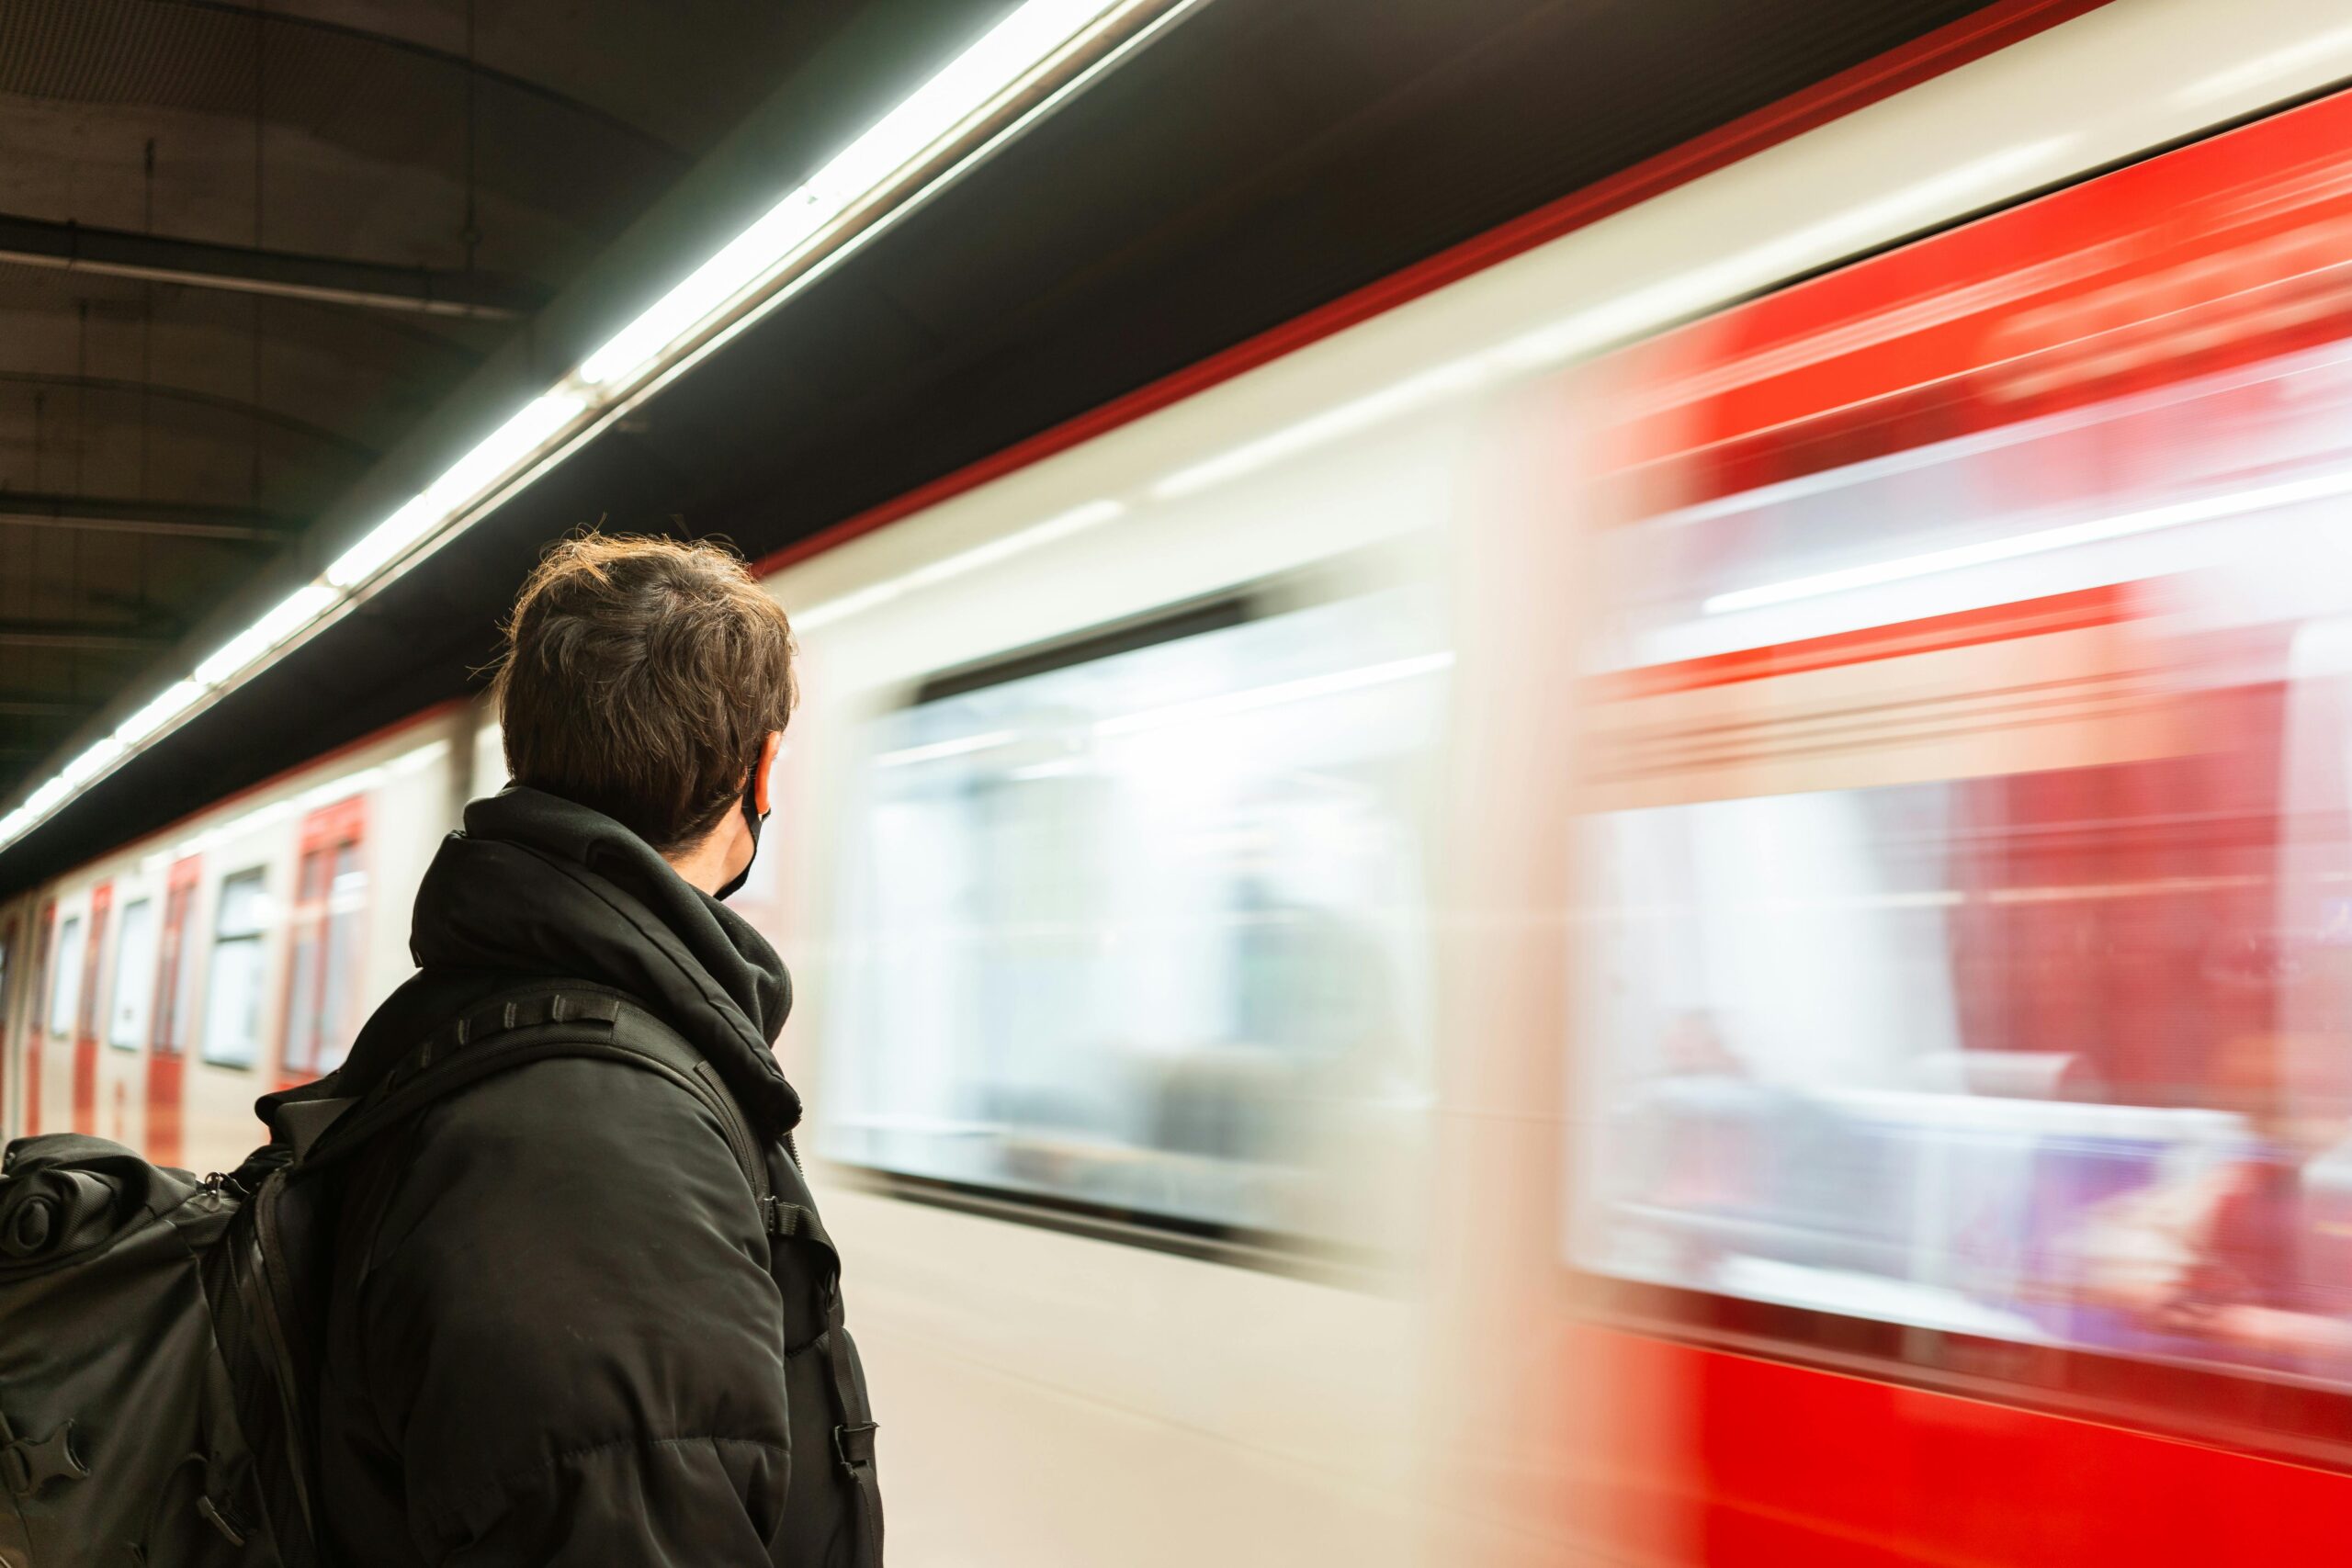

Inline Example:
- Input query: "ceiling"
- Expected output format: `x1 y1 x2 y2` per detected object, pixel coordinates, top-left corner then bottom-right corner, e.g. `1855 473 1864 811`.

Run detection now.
0 0 879 793
0 0 2013 891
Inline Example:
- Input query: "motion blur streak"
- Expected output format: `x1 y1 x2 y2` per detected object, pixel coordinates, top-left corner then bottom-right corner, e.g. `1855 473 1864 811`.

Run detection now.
1553 49 2352 1565
23 4 2352 1567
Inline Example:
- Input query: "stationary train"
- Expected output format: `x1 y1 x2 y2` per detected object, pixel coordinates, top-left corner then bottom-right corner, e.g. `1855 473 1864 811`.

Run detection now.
11 2 2352 1561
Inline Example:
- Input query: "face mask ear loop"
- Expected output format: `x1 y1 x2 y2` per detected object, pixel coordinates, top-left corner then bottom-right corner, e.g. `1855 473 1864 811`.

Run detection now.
715 755 769 903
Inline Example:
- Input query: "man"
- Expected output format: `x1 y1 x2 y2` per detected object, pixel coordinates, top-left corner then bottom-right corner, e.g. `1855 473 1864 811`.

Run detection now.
307 533 878 1565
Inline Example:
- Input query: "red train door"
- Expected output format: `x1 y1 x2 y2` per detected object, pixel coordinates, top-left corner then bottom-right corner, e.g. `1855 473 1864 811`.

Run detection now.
23 901 52 1136
277 797 368 1091
146 857 201 1168
71 883 109 1134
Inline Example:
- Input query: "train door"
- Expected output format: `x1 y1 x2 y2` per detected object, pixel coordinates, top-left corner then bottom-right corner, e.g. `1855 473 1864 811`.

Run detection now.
1513 78 2352 1567
1423 383 1615 1568
277 797 368 1091
145 856 200 1167
71 882 109 1134
105 890 158 1147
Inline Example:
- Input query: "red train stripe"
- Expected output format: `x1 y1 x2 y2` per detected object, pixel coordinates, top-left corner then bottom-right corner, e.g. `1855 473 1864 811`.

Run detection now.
1592 582 2137 700
1585 1330 2352 1563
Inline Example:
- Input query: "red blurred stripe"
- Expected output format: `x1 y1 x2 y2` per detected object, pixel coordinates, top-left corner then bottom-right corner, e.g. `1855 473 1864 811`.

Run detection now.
1593 582 2137 700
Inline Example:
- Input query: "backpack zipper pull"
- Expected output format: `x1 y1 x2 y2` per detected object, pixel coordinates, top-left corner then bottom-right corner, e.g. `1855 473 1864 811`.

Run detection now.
197 1495 247 1547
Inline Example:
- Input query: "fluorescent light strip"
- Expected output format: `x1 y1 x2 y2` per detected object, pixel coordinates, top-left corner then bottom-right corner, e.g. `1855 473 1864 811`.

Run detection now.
577 0 1139 391
1702 467 2352 615
113 681 206 748
327 392 588 590
191 583 341 687
57 738 127 789
0 0 1169 854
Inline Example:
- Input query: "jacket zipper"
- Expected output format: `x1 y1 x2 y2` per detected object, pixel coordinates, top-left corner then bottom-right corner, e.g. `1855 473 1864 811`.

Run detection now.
245 1177 318 1543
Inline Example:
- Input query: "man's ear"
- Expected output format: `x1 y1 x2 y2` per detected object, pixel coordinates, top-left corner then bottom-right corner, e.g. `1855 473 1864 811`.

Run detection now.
752 730 783 816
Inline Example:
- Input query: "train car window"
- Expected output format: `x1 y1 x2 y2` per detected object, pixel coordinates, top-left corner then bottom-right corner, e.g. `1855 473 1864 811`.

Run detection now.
47 916 82 1040
108 899 155 1050
203 870 269 1069
821 583 1444 1253
1568 315 2352 1435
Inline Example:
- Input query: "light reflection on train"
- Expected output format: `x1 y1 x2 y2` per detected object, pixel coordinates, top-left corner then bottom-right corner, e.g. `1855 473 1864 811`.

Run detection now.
14 3 2352 1563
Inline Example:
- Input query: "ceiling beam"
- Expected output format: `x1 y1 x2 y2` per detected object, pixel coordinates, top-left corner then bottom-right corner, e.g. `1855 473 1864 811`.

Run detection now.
0 491 300 544
170 0 684 164
0 372 381 462
0 214 548 321
0 698 93 719
0 621 175 654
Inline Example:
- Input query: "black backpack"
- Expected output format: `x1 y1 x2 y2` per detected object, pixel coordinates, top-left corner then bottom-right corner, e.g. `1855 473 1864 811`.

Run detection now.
0 982 880 1566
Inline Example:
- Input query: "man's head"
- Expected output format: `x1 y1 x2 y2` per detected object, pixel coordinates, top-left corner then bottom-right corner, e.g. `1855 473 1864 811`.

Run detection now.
491 532 796 888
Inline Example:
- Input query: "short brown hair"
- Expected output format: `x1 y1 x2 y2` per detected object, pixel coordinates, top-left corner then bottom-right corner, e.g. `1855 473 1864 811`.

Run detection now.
491 531 797 854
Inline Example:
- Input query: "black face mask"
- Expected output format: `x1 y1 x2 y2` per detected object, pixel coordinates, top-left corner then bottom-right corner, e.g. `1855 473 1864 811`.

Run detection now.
715 767 767 903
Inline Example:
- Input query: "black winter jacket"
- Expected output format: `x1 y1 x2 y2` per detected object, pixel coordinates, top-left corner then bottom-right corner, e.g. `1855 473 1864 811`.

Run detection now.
309 786 871 1566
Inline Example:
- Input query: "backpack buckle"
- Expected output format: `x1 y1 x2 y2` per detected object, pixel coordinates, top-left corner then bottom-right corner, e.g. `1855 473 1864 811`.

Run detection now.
832 1422 878 1470
1 1420 87 1495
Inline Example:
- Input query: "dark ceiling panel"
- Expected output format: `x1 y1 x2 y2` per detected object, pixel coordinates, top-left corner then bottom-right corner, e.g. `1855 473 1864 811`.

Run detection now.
0 0 879 840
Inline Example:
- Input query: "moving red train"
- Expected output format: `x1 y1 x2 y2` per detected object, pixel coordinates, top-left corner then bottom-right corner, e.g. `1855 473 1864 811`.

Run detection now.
10 2 2352 1561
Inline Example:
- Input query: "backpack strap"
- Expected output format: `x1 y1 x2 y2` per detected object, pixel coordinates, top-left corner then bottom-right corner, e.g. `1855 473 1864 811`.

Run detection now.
235 983 775 1568
765 1194 883 1558
295 982 771 1206
288 981 883 1543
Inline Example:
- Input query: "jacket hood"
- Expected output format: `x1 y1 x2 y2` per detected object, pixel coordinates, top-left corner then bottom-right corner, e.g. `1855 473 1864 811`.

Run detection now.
387 784 801 1133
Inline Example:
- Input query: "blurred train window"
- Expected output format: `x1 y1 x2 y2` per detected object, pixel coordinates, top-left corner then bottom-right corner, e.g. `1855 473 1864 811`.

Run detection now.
822 586 1443 1248
108 899 155 1051
203 870 269 1069
46 916 82 1040
1572 335 2352 1405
